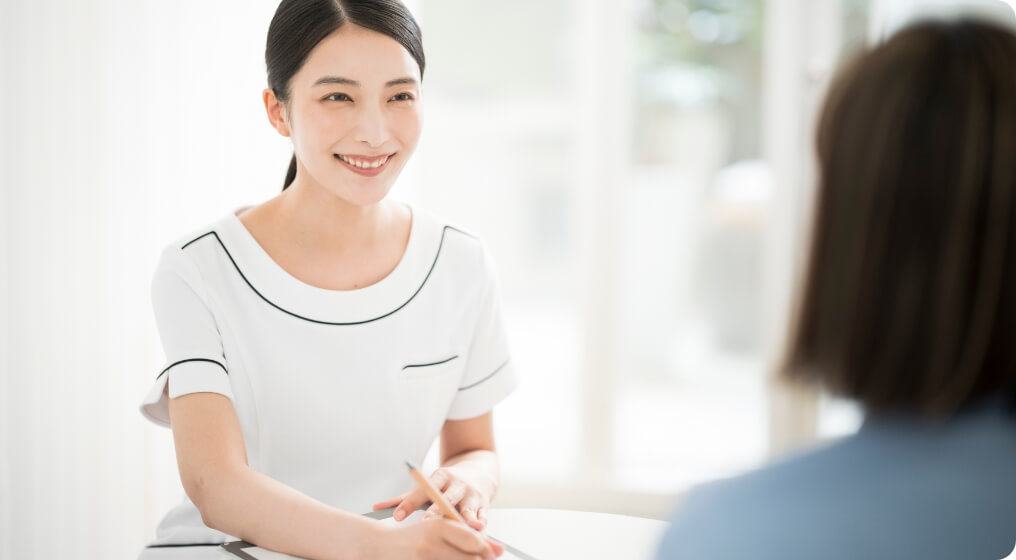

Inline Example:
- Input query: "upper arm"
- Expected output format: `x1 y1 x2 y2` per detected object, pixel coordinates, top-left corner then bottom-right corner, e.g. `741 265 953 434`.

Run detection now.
168 391 248 507
142 247 234 425
440 411 495 462
143 247 247 505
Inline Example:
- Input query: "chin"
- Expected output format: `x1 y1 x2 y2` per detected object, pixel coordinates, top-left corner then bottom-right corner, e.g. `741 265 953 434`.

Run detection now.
330 182 395 208
302 164 402 207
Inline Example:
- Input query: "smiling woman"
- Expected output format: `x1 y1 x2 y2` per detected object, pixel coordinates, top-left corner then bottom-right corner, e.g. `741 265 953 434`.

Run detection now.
267 19 423 199
264 0 425 192
136 1 518 559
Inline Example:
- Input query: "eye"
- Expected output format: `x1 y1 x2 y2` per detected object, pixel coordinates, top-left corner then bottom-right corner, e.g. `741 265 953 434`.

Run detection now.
389 92 415 102
324 92 352 102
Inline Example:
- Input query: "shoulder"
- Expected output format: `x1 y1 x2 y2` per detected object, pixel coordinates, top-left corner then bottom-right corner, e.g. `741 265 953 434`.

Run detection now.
153 216 234 290
657 436 874 559
658 416 1016 560
168 216 235 256
415 207 483 248
412 206 496 277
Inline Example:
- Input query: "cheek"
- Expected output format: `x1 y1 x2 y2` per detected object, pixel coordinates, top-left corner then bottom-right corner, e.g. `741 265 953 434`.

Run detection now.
295 106 351 154
313 114 351 152
393 109 423 149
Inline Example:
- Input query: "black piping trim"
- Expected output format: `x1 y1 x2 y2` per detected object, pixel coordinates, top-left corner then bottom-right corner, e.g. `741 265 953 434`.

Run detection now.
458 359 510 391
181 230 215 250
156 358 227 380
182 225 472 326
444 224 476 239
403 355 459 370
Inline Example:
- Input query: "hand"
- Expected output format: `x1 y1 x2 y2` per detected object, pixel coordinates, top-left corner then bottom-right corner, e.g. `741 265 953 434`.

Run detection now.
372 464 497 531
376 517 503 560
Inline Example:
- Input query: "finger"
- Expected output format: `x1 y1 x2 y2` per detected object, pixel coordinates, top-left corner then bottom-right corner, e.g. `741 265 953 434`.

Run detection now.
371 495 405 511
393 487 431 521
459 495 484 530
477 506 489 526
442 479 469 507
423 483 465 521
421 532 486 560
423 502 443 521
459 507 482 530
439 520 491 556
430 468 452 491
423 481 474 521
486 538 504 557
414 469 453 521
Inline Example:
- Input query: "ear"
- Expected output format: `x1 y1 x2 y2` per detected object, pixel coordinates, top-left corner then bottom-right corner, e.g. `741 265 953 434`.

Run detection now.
263 88 291 137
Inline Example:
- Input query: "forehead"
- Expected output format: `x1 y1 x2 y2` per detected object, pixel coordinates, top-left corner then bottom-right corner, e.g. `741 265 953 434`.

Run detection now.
295 24 420 88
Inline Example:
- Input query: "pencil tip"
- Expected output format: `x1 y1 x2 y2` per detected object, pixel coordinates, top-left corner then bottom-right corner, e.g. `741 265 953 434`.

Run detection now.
405 460 416 472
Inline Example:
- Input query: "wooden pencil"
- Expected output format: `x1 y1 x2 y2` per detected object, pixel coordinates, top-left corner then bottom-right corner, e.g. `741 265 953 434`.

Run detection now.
404 460 467 524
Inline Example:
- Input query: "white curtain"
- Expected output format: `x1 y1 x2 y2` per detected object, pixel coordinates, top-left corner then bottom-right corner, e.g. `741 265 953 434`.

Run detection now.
2 1 289 557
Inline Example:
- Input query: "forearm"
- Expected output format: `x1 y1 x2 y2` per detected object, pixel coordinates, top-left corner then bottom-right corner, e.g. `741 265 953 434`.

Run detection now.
195 465 380 560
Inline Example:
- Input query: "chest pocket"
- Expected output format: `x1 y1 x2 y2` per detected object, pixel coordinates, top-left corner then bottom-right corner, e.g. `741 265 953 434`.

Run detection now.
393 355 464 455
402 355 462 381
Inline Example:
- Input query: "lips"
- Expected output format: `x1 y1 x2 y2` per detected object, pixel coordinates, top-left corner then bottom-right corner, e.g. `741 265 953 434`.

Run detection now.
333 153 393 177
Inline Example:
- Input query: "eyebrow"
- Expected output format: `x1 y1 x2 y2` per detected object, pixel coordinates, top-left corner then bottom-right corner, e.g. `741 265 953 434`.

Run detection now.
312 76 419 88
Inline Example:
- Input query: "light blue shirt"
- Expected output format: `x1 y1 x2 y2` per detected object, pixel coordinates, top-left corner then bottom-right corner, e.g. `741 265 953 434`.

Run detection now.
657 397 1016 559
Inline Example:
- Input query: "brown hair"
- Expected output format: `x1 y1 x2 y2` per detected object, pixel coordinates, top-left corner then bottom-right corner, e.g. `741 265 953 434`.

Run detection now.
783 19 1016 416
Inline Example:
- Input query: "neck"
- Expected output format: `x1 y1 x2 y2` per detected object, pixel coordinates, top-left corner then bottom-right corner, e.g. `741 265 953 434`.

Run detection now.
275 179 395 254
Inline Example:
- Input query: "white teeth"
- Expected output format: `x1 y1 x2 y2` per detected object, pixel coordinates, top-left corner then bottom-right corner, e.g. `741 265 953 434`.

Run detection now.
338 154 388 169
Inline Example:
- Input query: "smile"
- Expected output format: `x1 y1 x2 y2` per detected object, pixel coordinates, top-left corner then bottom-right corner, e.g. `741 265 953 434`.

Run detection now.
335 153 392 169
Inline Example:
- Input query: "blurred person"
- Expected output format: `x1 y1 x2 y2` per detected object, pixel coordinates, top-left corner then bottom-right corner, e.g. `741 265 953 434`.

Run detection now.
137 1 517 558
657 17 1016 560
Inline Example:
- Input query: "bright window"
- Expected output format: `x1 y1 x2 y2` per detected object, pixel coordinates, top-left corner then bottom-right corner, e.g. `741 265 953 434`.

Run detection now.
414 0 871 514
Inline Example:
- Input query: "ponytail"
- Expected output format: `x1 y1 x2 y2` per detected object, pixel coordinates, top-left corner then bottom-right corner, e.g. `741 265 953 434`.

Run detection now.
282 154 297 190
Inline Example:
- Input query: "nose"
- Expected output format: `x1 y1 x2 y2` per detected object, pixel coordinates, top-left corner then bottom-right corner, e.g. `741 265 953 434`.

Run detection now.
353 102 389 148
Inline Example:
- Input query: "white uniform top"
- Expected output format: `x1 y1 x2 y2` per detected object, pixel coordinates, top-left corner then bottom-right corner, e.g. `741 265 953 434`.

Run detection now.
139 207 518 547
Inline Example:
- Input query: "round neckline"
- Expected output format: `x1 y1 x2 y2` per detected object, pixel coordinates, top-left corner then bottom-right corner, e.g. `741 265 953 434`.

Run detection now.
230 206 418 295
206 205 445 325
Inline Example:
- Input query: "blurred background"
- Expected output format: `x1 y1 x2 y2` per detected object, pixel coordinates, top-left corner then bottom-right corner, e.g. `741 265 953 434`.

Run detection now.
2 0 1013 557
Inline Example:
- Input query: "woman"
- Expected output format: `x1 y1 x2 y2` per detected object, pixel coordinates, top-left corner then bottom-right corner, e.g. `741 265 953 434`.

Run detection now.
658 18 1016 560
138 1 515 558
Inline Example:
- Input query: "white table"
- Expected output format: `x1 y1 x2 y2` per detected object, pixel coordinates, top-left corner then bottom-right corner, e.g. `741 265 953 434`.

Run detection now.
138 508 669 560
486 508 669 560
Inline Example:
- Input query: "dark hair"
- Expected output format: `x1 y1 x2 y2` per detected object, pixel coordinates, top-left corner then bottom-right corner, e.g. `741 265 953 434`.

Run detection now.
783 19 1016 416
265 0 425 190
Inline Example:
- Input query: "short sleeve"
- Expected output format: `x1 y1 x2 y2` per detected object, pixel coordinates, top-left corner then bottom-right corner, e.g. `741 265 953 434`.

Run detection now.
446 246 519 420
139 246 233 427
